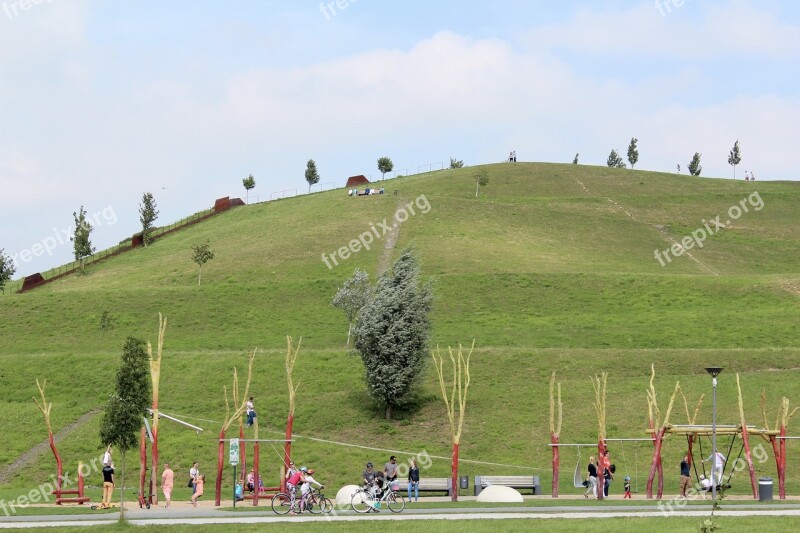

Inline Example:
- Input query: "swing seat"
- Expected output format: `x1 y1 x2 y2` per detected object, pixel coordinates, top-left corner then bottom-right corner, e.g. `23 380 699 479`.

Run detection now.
573 461 585 488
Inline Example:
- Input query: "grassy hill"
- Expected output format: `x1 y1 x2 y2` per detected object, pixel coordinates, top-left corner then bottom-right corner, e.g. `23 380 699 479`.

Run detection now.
1 162 798 501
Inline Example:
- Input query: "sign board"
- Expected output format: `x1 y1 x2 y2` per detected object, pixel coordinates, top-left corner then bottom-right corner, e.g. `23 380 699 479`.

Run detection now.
229 439 240 466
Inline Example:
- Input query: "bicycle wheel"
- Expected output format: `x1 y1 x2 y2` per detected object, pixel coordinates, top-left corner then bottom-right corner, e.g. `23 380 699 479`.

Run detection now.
351 490 373 514
387 491 405 513
271 492 293 515
307 493 322 515
322 497 333 513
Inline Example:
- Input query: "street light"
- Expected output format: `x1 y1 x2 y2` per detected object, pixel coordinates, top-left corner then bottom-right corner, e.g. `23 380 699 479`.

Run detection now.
705 367 723 503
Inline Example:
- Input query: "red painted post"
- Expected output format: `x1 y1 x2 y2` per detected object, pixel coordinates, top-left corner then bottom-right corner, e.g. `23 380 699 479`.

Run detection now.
139 428 147 499
215 429 224 506
646 429 664 499
779 425 787 499
451 442 459 502
550 434 559 497
253 443 260 506
239 426 246 488
150 424 158 506
738 426 758 498
596 439 605 501
282 413 294 493
78 461 85 503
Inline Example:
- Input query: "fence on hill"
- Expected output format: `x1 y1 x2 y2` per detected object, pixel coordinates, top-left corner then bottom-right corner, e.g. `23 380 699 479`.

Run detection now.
14 199 238 293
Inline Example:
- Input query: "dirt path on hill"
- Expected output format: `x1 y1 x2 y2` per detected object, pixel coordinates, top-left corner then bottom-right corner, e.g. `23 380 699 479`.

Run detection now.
376 199 406 275
0 409 101 485
574 177 719 276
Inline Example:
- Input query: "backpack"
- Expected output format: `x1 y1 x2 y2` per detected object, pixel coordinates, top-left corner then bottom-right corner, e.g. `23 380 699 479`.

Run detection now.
610 464 616 474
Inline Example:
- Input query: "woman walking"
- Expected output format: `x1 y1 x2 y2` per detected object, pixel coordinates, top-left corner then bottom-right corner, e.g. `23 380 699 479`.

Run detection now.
584 456 598 499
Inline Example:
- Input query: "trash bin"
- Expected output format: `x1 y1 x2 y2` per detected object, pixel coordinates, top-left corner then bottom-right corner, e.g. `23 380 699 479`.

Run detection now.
460 476 469 490
759 477 773 501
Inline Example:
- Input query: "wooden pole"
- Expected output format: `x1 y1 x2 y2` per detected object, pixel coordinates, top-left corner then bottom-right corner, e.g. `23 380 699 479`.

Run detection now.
147 313 167 506
735 374 758 498
549 371 563 498
432 341 474 502
283 337 302 493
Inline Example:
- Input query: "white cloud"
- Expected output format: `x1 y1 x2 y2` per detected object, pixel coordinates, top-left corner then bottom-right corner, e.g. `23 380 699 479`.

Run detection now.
521 1 800 59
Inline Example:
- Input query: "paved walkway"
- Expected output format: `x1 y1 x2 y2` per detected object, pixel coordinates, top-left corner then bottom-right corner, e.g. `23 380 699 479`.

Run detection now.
4 500 800 528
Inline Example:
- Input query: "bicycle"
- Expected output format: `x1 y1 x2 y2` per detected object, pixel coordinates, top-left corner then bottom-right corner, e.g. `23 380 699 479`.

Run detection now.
350 482 405 513
304 487 332 514
272 486 332 515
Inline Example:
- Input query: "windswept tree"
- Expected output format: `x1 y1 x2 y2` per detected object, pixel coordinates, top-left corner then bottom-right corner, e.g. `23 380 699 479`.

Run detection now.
242 174 256 203
354 247 432 419
71 206 95 273
331 268 373 348
449 157 464 169
0 248 16 293
627 137 639 169
377 156 393 180
688 152 703 176
99 337 151 520
304 160 320 192
606 149 626 168
191 241 215 285
474 168 489 198
573 153 579 164
139 192 159 246
728 140 742 179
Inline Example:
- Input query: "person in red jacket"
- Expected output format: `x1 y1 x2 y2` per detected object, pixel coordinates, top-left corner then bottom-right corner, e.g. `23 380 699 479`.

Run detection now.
286 467 308 514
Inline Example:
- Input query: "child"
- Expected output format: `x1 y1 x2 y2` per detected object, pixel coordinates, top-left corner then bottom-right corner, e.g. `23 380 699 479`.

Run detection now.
623 476 632 499
299 469 324 512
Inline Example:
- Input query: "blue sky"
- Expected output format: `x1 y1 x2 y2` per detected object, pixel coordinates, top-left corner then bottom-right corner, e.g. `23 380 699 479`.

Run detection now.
2 0 799 277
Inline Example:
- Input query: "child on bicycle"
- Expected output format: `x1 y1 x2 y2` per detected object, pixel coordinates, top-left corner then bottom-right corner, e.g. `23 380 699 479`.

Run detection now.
299 469 324 512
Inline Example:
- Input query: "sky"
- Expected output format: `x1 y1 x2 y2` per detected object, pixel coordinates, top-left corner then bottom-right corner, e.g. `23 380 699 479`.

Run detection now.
2 0 799 277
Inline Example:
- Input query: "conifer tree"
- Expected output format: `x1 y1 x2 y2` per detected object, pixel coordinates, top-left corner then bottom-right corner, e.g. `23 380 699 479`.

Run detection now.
728 140 742 179
627 137 639 169
354 247 432 419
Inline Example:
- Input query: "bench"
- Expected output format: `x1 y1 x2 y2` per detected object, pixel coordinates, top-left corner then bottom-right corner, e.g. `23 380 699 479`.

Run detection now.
474 475 540 496
416 477 454 496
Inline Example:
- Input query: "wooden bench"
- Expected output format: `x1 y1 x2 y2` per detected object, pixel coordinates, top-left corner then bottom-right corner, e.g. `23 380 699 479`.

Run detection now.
416 477 453 496
474 475 540 496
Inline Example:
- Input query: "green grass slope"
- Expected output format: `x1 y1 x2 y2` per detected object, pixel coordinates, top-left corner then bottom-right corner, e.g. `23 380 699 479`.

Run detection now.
1 163 798 501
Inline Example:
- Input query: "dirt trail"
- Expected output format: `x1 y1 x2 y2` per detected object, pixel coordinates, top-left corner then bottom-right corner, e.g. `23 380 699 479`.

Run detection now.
0 409 100 484
574 177 718 276
376 199 406 275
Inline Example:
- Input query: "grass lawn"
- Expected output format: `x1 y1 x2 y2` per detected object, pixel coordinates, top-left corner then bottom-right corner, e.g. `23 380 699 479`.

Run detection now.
1 163 798 503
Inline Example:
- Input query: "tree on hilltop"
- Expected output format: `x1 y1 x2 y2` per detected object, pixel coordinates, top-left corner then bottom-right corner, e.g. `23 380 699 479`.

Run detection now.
627 138 639 169
377 156 394 180
449 157 464 169
331 268 373 349
191 241 215 285
354 247 432 419
0 249 16 293
728 140 742 180
304 160 320 193
474 168 489 198
607 149 626 168
573 153 579 164
688 152 703 176
99 337 151 520
242 174 256 203
139 192 159 246
71 206 95 274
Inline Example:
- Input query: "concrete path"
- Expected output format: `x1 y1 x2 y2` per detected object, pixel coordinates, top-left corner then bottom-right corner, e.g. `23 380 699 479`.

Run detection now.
4 503 800 528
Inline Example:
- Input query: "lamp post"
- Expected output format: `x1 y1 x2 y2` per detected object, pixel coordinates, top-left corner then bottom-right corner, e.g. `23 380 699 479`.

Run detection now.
705 367 723 503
